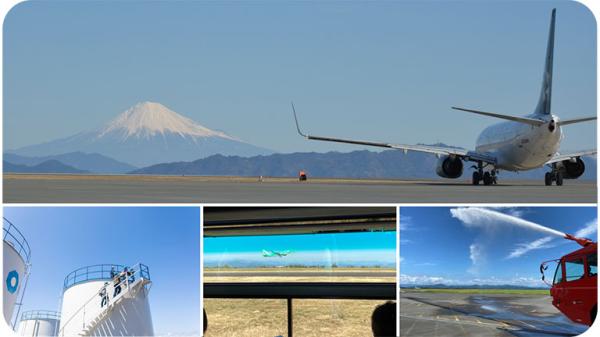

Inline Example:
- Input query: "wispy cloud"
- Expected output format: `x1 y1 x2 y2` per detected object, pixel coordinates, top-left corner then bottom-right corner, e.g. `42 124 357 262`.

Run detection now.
399 214 412 231
574 218 597 238
400 274 546 288
468 243 485 275
400 274 454 285
506 236 554 259
506 218 597 259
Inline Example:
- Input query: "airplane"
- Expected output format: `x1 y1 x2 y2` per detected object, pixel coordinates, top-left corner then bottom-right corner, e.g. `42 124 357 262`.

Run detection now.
292 9 596 186
262 249 292 257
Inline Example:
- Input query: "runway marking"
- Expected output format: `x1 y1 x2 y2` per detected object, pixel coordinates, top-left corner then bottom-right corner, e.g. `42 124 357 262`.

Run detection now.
402 317 418 336
516 320 537 329
399 314 504 329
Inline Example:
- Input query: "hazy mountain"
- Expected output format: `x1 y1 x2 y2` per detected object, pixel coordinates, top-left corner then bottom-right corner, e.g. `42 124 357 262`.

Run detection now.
204 260 396 269
400 284 548 290
10 102 273 167
4 152 136 174
130 149 597 181
4 160 88 174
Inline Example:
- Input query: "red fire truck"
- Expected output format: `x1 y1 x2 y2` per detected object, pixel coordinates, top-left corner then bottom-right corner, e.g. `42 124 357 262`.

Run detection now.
541 234 597 326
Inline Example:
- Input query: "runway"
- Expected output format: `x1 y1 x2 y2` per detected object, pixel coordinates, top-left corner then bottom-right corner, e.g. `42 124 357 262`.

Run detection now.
3 174 596 203
400 291 588 337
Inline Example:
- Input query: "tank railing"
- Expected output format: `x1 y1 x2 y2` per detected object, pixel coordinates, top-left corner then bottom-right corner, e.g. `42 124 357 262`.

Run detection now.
3 218 31 263
58 263 150 336
63 264 126 289
21 310 61 321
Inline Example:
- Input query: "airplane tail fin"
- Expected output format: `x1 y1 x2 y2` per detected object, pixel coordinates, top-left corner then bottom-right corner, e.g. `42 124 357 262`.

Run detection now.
534 8 556 116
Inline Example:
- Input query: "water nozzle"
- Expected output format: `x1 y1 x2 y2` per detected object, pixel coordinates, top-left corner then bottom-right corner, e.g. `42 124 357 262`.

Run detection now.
564 233 593 247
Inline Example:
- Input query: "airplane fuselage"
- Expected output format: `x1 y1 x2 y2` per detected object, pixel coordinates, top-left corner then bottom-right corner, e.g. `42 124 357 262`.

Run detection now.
475 114 562 171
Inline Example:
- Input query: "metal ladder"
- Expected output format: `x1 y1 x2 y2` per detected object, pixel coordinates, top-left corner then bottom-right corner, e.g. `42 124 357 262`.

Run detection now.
77 277 149 336
58 266 151 337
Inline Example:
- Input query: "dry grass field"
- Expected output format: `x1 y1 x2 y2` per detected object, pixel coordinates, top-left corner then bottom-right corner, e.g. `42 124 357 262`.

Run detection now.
204 298 390 337
203 268 396 337
204 267 397 283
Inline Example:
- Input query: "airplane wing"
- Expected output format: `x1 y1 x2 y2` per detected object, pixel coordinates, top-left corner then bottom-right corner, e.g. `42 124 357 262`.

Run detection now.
546 150 597 165
292 103 497 165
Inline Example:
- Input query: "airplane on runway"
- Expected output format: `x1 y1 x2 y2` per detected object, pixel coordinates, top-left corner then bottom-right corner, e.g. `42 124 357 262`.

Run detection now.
262 249 292 257
292 9 596 186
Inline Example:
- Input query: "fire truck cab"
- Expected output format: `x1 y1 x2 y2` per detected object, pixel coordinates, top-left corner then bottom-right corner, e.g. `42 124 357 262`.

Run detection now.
545 242 597 326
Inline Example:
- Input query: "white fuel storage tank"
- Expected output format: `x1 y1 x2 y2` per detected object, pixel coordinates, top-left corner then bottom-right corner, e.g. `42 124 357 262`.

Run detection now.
58 263 154 337
17 310 60 336
3 218 31 327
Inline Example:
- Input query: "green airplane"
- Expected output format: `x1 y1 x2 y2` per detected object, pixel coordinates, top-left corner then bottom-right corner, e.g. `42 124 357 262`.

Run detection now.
262 249 292 257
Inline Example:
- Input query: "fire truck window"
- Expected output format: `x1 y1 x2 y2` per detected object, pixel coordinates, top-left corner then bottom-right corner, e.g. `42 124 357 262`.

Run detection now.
587 253 597 277
553 262 563 284
564 259 585 282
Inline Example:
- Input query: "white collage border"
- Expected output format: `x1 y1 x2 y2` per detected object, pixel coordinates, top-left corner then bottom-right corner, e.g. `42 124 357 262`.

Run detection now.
0 0 598 336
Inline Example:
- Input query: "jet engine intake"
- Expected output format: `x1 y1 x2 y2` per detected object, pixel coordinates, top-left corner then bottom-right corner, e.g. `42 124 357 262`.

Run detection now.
436 156 463 179
557 158 585 179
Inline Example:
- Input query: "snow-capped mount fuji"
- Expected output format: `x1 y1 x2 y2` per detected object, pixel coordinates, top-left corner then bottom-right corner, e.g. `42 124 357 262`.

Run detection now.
10 102 273 167
99 102 236 140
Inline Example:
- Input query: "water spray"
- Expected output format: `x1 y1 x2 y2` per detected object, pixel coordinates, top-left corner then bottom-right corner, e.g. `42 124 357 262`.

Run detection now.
457 208 595 246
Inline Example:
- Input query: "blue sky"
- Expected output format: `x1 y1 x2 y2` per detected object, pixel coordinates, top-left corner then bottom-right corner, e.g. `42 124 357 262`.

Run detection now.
2 207 200 336
204 231 396 267
400 207 597 287
3 1 595 153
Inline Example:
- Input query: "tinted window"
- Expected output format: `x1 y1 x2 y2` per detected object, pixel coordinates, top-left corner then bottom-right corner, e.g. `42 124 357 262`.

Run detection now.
204 231 396 284
565 259 585 282
553 262 563 284
587 253 597 277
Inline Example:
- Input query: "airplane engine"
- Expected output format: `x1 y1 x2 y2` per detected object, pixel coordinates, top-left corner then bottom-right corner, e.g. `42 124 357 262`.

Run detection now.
557 158 585 179
435 156 463 179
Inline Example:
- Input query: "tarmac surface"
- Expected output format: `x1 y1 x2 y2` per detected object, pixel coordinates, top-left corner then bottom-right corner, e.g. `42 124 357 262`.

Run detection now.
400 291 588 337
3 174 596 203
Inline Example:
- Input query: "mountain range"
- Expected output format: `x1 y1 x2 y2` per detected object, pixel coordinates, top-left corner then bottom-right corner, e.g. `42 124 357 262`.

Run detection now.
4 152 135 174
4 148 596 181
3 159 88 174
8 101 272 167
130 149 597 181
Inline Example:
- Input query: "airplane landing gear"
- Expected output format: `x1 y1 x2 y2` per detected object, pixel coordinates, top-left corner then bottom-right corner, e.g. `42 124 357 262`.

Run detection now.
472 162 497 185
483 170 498 185
545 165 563 186
472 171 481 185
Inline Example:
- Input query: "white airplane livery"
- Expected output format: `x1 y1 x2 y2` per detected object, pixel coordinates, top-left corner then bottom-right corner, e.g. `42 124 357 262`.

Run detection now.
292 9 596 186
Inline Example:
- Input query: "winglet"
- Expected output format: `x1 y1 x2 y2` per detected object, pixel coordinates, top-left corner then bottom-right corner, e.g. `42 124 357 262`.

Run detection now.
291 102 308 137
